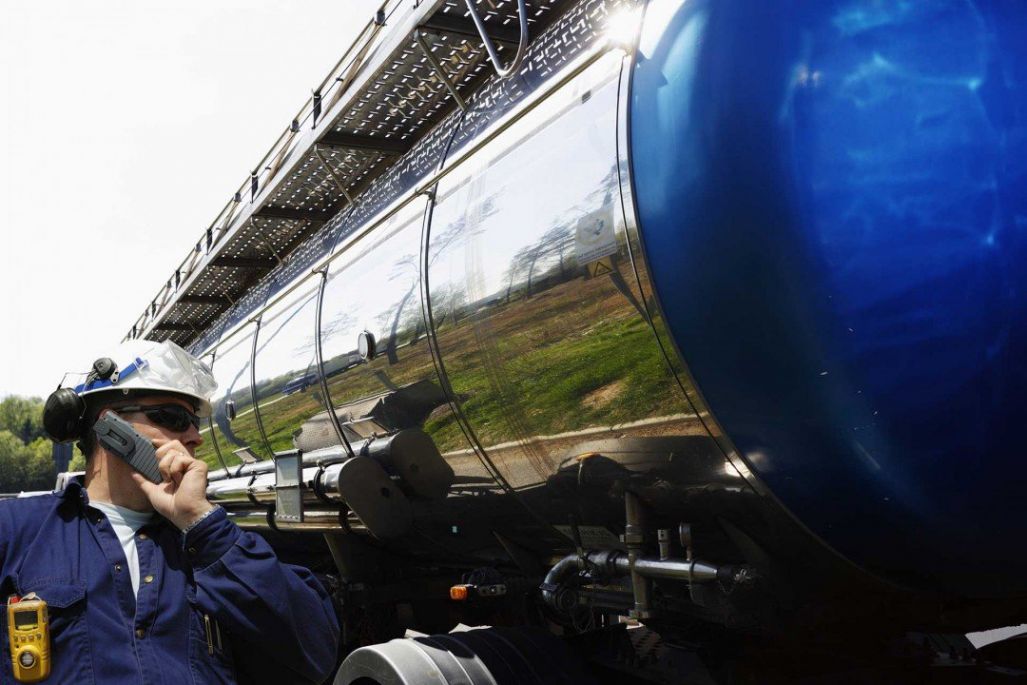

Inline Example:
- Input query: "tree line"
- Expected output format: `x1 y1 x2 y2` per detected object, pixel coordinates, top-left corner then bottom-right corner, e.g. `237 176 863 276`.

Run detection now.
0 396 85 493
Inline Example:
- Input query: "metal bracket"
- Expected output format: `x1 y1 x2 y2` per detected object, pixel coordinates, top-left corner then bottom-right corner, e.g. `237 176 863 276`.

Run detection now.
312 145 356 204
253 219 285 266
413 29 467 111
274 449 305 523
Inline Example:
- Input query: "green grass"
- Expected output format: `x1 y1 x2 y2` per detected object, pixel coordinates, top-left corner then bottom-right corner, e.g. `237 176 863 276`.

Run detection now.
198 263 684 468
434 314 675 450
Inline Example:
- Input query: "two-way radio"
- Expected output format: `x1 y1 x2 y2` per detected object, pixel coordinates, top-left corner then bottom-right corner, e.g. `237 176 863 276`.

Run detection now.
92 412 164 484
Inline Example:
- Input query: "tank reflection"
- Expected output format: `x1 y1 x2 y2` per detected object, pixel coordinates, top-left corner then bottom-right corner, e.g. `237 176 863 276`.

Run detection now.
203 52 754 562
209 324 263 466
317 195 500 494
427 59 737 502
253 285 326 456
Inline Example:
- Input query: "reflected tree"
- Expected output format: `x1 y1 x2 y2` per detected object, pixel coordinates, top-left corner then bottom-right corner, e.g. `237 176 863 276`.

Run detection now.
381 252 420 365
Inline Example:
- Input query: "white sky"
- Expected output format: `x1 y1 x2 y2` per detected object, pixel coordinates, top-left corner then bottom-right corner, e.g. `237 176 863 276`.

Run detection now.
0 0 364 399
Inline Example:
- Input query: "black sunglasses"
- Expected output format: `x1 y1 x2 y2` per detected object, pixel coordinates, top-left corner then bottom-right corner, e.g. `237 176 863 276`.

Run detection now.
112 404 202 433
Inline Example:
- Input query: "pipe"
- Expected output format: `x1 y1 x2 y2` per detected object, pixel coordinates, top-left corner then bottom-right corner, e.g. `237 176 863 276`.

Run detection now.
214 458 397 536
207 459 356 505
623 492 650 618
225 506 350 532
272 508 348 532
540 549 727 612
206 445 350 483
540 555 582 607
225 510 272 530
627 557 719 582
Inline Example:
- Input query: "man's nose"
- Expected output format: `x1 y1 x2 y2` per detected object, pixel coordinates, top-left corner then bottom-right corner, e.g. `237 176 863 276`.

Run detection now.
183 422 203 448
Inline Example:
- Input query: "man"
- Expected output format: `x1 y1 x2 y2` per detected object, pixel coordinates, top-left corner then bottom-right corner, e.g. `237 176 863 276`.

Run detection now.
0 340 339 684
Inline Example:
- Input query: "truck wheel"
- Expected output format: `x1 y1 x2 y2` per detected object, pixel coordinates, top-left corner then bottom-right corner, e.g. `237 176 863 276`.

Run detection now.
333 626 595 685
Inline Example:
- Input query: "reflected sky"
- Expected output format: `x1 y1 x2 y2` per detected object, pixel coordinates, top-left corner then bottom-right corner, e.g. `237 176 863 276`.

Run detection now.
252 284 320 384
321 198 427 363
208 325 260 461
434 56 623 303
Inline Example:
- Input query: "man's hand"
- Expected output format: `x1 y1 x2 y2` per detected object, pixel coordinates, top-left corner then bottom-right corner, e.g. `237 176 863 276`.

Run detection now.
132 438 214 530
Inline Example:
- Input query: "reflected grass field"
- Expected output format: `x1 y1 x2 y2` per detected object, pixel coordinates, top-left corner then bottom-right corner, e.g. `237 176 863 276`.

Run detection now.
426 314 674 451
196 310 672 469
197 263 683 470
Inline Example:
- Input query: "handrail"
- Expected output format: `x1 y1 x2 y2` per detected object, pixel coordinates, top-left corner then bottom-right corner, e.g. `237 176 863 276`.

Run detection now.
125 0 403 341
464 0 529 79
129 0 544 342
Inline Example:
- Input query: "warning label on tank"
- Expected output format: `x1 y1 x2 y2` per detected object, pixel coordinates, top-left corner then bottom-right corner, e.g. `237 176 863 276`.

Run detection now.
574 200 618 265
586 256 614 278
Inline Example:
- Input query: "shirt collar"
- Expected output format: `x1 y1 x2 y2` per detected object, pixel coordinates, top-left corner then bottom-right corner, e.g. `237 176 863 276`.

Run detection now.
59 477 168 533
58 476 88 504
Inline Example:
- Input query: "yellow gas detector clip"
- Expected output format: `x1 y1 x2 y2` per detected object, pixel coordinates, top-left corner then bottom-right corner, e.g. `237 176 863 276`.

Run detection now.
7 593 51 683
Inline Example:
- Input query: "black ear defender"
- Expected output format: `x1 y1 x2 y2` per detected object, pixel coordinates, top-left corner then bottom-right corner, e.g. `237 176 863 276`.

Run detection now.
42 357 121 443
42 388 87 443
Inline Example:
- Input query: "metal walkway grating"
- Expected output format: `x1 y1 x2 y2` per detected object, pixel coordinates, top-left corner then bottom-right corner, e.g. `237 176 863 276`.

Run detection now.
128 0 579 345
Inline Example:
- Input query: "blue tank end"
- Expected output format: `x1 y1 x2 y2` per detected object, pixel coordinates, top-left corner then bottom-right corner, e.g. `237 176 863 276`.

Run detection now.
630 0 1027 595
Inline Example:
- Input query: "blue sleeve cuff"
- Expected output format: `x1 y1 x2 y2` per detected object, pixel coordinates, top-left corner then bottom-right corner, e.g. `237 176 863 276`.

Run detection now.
182 506 241 570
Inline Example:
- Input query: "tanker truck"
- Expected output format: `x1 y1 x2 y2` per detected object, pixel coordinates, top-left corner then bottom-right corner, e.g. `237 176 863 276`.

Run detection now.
122 0 1027 681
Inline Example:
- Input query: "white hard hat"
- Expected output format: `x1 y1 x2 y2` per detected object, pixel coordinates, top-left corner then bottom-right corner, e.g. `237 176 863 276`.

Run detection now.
73 340 217 417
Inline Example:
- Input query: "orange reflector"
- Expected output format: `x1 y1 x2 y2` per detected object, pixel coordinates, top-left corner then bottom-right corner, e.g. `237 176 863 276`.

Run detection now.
450 585 470 601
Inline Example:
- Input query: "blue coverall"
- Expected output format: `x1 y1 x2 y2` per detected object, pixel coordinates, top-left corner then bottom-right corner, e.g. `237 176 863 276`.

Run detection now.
0 481 339 683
